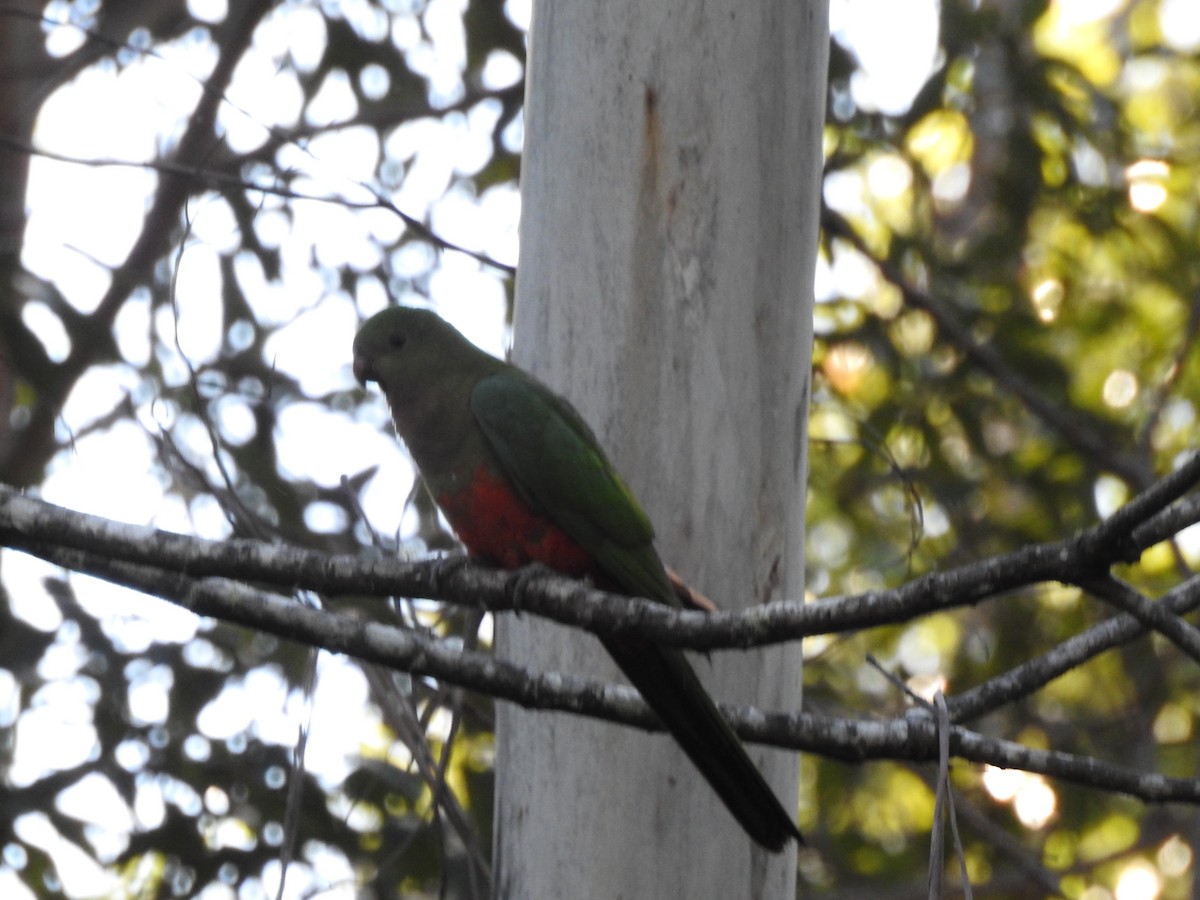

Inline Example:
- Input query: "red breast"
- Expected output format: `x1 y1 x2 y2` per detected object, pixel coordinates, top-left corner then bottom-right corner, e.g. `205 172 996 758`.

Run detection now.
437 464 594 575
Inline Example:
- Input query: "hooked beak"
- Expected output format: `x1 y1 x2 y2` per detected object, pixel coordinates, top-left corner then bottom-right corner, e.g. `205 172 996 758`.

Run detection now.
353 355 375 387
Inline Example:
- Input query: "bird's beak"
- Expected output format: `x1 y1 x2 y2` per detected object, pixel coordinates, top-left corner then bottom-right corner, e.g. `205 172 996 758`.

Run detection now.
353 355 374 387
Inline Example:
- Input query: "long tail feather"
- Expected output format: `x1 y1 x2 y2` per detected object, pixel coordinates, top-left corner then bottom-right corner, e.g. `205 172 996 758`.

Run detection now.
602 636 803 852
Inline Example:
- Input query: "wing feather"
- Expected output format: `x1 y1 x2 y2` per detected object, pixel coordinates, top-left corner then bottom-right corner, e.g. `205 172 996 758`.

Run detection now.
470 372 677 606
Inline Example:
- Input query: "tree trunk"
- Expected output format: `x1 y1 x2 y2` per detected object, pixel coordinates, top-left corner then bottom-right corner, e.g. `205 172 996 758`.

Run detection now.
496 0 827 896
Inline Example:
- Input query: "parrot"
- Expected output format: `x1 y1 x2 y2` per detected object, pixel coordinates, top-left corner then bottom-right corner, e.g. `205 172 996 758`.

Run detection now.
352 305 802 852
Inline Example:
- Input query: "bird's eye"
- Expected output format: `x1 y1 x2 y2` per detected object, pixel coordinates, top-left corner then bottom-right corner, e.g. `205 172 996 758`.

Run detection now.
389 333 406 349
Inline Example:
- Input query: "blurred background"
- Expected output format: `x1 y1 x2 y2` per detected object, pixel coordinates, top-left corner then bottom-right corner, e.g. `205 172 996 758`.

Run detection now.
1 0 1199 896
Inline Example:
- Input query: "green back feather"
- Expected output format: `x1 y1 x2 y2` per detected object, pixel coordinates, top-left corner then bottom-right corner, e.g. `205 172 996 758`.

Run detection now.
471 372 679 608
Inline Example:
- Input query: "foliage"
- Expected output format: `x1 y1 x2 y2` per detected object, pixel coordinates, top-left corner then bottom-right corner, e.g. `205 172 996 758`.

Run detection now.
1 0 1199 897
810 0 1200 894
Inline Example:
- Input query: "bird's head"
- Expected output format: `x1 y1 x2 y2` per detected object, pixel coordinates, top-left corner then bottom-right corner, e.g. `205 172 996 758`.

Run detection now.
353 304 505 439
353 306 476 393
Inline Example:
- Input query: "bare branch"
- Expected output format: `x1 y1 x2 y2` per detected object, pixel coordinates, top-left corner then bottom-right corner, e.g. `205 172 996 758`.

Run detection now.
5 0 277 489
1082 575 1200 666
947 574 1200 722
4 459 1200 651
4 450 1200 820
15 536 1200 809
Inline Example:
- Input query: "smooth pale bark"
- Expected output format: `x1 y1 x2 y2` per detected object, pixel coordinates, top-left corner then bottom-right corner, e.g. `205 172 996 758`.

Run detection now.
496 1 826 896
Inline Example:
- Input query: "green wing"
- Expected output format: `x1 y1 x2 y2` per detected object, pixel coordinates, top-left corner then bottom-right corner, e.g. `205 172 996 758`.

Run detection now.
470 371 678 607
475 372 803 850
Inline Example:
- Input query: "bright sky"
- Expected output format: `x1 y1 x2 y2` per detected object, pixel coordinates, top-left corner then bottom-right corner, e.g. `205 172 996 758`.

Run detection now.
12 0 1136 895
829 0 940 115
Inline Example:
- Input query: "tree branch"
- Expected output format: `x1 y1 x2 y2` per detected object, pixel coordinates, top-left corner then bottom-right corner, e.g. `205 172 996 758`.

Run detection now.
3 450 1199 814
5 455 1200 651
947 573 1200 722
0 134 516 275
6 0 277 488
15 535 1200 809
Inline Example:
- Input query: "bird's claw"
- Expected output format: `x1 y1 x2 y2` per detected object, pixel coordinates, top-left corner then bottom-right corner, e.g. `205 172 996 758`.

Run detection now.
505 562 556 616
431 552 471 596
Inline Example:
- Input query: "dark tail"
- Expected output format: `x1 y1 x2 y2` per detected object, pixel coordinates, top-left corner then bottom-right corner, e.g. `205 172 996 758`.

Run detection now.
602 636 803 852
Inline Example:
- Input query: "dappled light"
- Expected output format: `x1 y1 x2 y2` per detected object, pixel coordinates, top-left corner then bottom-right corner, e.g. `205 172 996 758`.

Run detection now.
2 0 1200 895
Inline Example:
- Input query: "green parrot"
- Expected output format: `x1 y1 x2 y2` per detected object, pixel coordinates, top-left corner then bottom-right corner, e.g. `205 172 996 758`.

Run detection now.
353 305 801 851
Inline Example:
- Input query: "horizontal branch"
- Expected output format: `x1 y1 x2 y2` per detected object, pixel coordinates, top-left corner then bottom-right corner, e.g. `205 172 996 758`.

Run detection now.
22 538 1200 808
4 463 1200 652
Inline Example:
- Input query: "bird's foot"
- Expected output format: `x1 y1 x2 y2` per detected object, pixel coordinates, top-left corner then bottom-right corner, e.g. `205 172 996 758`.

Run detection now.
505 561 557 616
431 552 472 596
